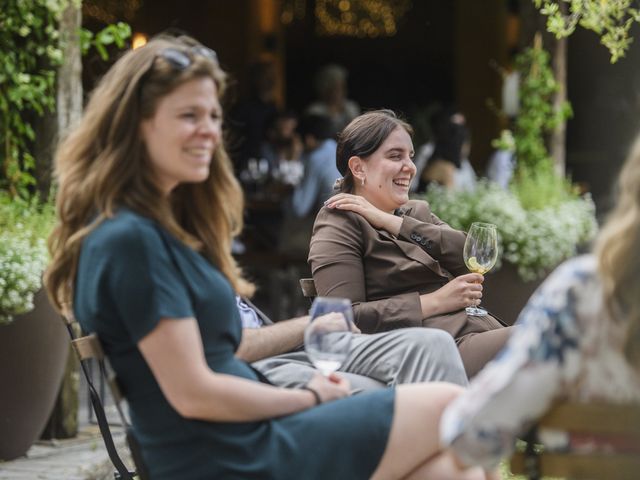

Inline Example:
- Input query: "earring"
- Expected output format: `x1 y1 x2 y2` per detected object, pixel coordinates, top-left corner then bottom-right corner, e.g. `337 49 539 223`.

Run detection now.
361 177 365 186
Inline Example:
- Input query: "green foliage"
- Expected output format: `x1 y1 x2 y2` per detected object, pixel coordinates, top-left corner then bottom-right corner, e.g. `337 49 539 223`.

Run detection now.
439 38 597 281
0 192 55 324
423 182 597 281
0 0 66 199
0 2 130 322
511 160 575 210
510 39 572 177
0 1 131 201
79 21 131 61
534 0 640 63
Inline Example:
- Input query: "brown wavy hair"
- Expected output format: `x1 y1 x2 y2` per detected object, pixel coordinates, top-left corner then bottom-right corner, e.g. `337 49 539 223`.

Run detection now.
594 135 640 367
45 35 254 314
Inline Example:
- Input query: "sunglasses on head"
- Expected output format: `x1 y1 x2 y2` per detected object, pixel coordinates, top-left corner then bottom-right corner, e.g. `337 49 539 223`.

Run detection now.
137 44 219 95
156 45 218 70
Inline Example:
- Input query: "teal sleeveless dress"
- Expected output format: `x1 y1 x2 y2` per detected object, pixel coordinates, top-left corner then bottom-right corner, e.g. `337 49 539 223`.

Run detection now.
73 209 395 479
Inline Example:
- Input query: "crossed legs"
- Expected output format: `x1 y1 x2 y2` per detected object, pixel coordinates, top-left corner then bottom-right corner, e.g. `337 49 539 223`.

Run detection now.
371 383 494 480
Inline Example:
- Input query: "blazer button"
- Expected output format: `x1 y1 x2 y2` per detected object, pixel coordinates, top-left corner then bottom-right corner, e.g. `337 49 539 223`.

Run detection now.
425 240 432 249
410 233 418 240
420 239 427 246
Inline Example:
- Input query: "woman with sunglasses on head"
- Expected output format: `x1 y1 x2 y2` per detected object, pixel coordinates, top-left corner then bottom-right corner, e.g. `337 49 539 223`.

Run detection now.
45 36 495 480
309 110 512 379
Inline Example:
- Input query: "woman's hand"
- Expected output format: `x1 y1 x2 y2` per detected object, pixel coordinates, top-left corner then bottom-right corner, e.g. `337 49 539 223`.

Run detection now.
325 193 402 236
305 372 351 404
420 273 484 317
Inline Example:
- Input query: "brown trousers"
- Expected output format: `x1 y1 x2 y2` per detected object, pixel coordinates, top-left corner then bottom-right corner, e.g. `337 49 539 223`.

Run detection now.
422 312 513 379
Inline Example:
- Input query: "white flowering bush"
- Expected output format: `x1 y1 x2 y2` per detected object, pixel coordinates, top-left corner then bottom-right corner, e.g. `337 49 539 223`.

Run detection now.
422 181 598 281
0 195 54 325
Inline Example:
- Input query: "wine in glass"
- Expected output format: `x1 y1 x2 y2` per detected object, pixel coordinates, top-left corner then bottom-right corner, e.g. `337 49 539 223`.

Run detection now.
304 297 353 376
463 222 499 316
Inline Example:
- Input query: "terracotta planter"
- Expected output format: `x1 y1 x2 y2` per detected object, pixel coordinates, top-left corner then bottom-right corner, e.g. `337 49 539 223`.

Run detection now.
0 289 69 461
482 262 546 326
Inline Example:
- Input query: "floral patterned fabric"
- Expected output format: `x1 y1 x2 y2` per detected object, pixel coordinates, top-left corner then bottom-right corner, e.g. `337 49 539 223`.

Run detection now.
440 254 640 468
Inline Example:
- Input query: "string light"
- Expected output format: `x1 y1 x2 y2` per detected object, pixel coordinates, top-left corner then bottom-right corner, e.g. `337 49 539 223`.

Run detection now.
83 0 143 23
314 0 411 37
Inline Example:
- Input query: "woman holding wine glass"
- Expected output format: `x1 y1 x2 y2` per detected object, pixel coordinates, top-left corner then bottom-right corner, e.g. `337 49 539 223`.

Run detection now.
309 110 513 378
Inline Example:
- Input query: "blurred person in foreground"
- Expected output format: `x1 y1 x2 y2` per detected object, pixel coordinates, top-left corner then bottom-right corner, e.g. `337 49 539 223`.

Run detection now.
45 35 494 480
441 131 640 468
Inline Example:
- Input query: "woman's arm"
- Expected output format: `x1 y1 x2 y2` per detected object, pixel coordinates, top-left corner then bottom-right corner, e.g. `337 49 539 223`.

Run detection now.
310 207 424 332
325 195 468 276
440 259 589 468
138 317 350 422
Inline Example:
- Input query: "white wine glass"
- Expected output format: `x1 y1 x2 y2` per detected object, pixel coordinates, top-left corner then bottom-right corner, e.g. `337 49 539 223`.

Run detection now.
463 222 499 316
304 297 353 376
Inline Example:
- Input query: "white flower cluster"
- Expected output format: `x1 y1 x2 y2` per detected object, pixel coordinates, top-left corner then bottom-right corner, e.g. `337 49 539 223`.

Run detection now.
423 182 598 281
0 232 49 325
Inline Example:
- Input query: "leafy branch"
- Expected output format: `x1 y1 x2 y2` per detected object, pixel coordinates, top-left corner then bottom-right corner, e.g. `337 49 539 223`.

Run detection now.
534 0 640 63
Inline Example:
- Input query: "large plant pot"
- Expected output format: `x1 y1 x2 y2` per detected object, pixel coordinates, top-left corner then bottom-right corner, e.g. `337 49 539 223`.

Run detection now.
0 289 69 461
482 262 546 326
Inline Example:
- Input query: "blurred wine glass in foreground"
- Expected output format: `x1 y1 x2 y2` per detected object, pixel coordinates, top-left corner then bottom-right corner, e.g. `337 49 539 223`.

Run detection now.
304 297 353 376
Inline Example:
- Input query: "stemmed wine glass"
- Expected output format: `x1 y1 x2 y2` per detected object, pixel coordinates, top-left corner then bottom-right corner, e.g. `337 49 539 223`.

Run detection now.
463 222 499 316
304 297 354 376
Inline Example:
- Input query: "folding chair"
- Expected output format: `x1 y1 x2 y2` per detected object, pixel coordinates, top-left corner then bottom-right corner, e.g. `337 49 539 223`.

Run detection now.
510 401 640 480
62 314 150 480
299 278 317 302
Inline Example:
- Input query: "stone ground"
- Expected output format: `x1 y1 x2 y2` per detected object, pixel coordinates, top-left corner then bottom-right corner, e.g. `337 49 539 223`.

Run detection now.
0 425 129 480
0 374 135 480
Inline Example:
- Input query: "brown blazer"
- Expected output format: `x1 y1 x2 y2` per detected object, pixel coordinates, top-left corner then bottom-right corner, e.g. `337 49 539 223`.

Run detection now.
308 199 504 337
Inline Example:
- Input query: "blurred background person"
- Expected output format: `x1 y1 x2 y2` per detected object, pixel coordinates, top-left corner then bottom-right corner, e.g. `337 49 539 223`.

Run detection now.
260 110 303 186
228 59 278 174
278 112 339 258
306 63 360 137
417 108 477 192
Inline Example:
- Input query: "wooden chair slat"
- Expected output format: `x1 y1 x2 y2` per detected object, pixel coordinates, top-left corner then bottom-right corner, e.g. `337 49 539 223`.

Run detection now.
540 401 640 435
299 278 317 298
71 333 104 361
511 452 640 480
510 401 640 479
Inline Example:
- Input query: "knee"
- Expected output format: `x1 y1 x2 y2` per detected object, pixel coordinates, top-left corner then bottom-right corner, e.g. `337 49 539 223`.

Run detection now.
408 328 457 353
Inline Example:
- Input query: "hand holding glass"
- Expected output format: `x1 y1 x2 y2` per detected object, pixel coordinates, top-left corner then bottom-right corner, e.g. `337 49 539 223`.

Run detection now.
304 297 353 376
463 222 499 316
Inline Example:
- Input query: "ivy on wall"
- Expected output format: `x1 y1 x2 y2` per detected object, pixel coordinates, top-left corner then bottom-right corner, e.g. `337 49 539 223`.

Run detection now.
0 0 65 198
0 0 130 200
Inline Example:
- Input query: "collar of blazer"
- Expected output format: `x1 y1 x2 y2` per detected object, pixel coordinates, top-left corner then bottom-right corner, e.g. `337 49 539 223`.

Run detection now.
376 204 453 281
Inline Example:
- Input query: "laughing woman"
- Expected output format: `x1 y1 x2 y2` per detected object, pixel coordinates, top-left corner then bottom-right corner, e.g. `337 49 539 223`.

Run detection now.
309 110 512 378
45 36 494 479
